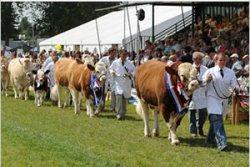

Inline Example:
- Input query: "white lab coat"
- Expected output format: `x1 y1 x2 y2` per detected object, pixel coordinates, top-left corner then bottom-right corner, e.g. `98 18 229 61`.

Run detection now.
202 65 238 115
109 58 135 99
189 65 208 110
99 56 116 92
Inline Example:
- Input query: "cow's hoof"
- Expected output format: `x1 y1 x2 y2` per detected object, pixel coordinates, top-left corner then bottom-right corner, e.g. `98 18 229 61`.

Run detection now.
37 104 41 107
89 115 95 118
5 94 8 97
144 133 151 137
152 132 159 137
171 140 180 145
152 129 159 137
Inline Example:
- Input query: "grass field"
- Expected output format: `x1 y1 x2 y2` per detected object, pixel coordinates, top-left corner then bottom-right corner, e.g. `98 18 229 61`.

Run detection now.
1 92 249 167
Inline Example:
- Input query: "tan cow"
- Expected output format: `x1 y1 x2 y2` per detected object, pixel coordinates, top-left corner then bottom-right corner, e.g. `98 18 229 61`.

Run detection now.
1 57 10 96
8 58 34 100
135 60 199 145
54 58 107 117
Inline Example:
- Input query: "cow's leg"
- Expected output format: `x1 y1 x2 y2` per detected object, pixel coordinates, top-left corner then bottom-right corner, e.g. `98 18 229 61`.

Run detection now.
35 92 38 105
167 114 180 145
70 89 80 115
56 84 63 108
86 99 95 118
137 99 150 137
63 89 71 108
24 87 29 100
152 110 159 137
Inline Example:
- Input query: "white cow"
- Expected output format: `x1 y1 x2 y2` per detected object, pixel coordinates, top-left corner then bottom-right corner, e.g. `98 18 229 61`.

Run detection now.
8 58 34 100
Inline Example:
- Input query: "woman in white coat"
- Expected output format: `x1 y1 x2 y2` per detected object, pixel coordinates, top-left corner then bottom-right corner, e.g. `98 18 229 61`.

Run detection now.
109 49 135 120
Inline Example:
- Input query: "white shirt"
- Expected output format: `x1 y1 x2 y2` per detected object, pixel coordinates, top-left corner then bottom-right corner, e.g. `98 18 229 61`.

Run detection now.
109 58 135 98
189 64 208 110
99 56 116 92
202 65 238 115
42 56 52 71
43 61 55 88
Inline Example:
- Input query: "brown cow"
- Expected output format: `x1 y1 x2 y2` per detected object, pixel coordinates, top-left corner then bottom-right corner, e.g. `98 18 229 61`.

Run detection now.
54 58 107 117
135 60 199 145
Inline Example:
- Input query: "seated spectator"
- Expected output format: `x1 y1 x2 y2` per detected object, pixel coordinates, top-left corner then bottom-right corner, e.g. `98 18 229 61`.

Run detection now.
179 46 193 63
203 47 216 68
230 53 243 77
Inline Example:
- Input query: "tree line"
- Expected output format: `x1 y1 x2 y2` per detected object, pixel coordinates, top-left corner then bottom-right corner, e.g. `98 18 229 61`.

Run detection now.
1 2 119 45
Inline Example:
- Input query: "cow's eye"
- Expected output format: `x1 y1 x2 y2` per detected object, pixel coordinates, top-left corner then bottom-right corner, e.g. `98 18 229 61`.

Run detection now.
96 71 100 73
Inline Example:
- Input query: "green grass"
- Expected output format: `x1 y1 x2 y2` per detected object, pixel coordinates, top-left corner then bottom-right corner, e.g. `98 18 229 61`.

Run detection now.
1 92 249 167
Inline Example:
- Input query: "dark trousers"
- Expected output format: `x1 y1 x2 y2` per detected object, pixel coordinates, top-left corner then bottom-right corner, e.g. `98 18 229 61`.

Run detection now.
206 114 227 150
111 91 116 111
189 108 207 135
115 94 127 119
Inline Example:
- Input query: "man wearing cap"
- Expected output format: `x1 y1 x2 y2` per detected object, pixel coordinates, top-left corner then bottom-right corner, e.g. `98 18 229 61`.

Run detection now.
99 48 117 112
109 50 135 120
203 52 239 151
230 53 243 78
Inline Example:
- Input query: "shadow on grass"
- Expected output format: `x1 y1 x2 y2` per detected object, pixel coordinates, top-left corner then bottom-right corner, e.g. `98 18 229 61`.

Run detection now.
179 137 249 153
228 135 249 140
97 114 142 122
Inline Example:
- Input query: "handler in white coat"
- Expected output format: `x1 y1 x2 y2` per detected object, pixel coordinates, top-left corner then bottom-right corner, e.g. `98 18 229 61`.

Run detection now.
99 48 117 112
188 52 208 137
203 52 238 151
109 49 135 120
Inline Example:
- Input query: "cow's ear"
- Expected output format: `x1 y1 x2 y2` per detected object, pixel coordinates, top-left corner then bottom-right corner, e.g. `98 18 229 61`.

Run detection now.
75 58 84 64
32 70 37 75
44 70 50 75
165 61 181 74
87 64 95 71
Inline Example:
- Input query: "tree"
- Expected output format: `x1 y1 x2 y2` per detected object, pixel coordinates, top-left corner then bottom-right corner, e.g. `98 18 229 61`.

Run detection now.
1 2 18 45
18 17 33 40
33 2 119 37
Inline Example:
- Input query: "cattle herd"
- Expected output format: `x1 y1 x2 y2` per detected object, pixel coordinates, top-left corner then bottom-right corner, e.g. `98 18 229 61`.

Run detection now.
1 55 200 145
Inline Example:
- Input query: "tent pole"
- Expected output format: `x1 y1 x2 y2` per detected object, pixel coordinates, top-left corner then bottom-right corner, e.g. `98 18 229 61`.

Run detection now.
95 18 102 56
151 4 155 43
126 6 133 51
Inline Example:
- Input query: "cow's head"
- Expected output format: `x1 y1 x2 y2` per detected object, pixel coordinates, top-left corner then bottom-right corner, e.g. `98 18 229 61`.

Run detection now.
32 69 50 90
19 58 31 71
178 63 199 93
165 62 199 95
87 61 107 84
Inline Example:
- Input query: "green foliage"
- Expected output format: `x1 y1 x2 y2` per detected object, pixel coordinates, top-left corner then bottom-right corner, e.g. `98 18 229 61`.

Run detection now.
18 17 33 40
2 92 249 167
1 2 18 44
33 2 120 37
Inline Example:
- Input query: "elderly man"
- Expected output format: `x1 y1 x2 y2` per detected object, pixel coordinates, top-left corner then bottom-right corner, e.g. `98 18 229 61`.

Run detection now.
203 52 239 151
109 49 135 120
99 48 117 112
189 52 208 137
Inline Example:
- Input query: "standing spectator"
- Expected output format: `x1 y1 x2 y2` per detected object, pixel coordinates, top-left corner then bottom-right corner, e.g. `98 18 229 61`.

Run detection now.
189 52 208 137
109 49 135 120
203 52 239 151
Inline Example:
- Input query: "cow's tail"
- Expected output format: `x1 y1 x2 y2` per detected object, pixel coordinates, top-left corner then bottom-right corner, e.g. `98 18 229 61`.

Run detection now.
135 100 144 119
